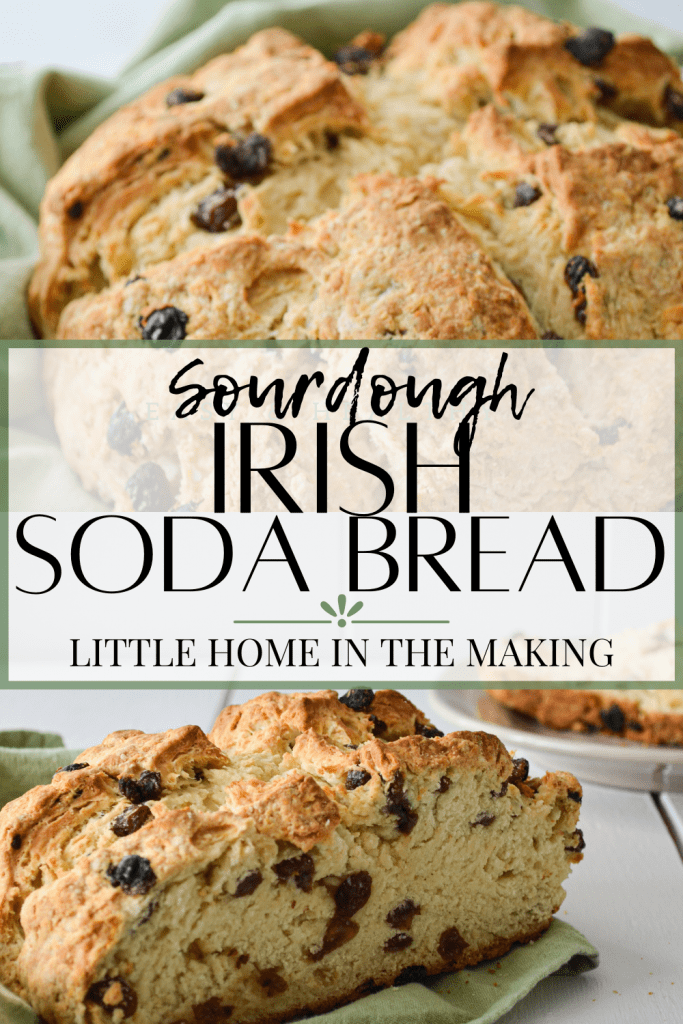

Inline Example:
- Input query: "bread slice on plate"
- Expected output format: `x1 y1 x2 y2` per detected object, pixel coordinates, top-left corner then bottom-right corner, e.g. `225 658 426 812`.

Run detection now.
0 689 584 1024
487 687 683 747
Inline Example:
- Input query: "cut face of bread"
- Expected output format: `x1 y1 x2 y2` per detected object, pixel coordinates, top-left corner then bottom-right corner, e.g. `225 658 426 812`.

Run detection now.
0 690 583 1024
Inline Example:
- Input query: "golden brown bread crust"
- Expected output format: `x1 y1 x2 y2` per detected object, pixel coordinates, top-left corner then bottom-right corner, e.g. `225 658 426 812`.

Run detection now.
525 139 683 247
209 687 441 752
0 726 229 993
29 29 367 338
54 175 540 341
223 772 341 851
438 108 683 339
292 174 540 340
487 689 683 746
27 3 683 341
0 689 583 1024
521 138 683 340
386 3 683 126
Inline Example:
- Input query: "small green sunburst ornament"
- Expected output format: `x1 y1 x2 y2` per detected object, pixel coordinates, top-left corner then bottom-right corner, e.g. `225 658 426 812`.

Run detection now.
320 594 364 627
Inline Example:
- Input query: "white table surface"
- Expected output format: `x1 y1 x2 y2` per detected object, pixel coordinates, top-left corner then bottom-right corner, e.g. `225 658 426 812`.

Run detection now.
3 686 682 1024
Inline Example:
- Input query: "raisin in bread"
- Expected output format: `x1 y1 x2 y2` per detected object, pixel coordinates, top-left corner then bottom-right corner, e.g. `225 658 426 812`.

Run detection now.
0 689 584 1024
28 2 683 341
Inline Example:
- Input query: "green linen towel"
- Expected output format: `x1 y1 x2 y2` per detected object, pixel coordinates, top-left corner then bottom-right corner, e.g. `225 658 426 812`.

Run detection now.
0 729 83 806
0 729 597 1024
1 0 683 340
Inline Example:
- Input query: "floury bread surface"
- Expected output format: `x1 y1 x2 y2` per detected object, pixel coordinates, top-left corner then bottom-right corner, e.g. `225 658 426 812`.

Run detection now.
0 690 584 1024
28 2 683 341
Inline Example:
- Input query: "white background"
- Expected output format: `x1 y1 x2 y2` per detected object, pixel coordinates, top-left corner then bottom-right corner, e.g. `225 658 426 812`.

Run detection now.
0 0 681 75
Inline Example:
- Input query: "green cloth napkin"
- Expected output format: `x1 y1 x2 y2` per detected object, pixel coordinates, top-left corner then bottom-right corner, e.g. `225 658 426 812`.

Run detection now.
0 730 597 1024
2 0 683 340
0 730 83 806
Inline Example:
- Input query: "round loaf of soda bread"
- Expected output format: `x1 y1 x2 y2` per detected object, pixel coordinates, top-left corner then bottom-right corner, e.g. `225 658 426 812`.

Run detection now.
28 2 683 341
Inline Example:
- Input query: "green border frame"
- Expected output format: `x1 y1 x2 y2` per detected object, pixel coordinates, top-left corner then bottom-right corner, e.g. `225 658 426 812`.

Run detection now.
2 338 680 687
